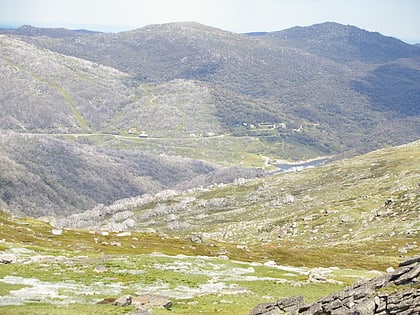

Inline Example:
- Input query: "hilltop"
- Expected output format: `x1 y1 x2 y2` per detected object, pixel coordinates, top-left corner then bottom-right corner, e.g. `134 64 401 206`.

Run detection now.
1 21 419 219
2 22 419 155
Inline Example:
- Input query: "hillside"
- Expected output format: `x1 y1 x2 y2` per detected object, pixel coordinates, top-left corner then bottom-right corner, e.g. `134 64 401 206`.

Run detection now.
0 141 418 314
0 22 419 219
3 22 419 156
260 22 420 65
0 132 262 217
55 140 420 255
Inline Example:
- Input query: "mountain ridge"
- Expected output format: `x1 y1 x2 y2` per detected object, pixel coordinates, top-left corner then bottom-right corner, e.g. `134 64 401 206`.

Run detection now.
0 21 419 315
2 22 419 157
261 21 420 64
0 21 419 219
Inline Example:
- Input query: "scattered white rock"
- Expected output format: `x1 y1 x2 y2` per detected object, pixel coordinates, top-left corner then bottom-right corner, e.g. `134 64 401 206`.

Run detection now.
51 228 63 235
93 265 108 273
387 267 396 273
113 295 132 307
116 231 131 237
308 267 334 282
0 254 17 264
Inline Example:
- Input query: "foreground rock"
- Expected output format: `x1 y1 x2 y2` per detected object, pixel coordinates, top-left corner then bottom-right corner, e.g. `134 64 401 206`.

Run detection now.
250 256 420 315
132 294 173 309
97 293 172 313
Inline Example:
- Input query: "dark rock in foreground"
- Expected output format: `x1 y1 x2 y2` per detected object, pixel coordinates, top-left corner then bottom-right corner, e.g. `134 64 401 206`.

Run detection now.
250 257 419 315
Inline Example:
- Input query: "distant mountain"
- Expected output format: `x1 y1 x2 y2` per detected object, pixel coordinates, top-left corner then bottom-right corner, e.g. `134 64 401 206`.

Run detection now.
260 22 420 64
1 22 419 218
1 25 101 38
3 22 419 156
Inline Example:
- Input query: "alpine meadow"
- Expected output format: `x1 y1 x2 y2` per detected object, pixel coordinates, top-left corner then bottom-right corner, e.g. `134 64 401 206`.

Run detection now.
0 21 419 315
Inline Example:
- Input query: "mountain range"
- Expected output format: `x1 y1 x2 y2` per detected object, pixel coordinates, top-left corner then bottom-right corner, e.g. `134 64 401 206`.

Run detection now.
0 21 419 315
0 21 419 217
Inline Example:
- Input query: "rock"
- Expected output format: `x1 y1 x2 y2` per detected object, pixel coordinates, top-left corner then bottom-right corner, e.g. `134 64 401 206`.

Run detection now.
0 253 17 264
354 298 376 314
394 263 420 285
386 266 395 273
399 256 420 267
113 295 132 307
116 231 131 237
307 267 332 282
277 296 304 314
130 306 152 315
93 265 107 273
249 302 279 315
251 257 420 315
29 255 57 263
189 233 203 243
96 297 116 304
51 228 63 235
133 294 172 309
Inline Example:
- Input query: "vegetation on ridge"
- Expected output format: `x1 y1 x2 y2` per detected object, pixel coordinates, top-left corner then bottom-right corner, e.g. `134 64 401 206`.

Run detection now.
0 21 419 314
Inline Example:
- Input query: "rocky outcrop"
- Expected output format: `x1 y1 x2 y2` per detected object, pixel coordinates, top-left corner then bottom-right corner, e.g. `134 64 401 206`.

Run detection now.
250 257 419 315
97 293 172 313
0 253 17 264
132 294 173 310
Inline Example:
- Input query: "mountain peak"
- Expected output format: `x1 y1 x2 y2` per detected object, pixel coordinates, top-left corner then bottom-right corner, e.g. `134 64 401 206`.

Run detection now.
134 21 234 37
267 22 420 64
5 24 85 38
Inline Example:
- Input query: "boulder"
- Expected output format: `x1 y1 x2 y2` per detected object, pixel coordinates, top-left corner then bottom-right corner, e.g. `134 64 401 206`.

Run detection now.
51 228 63 235
0 253 17 264
307 267 332 282
96 297 116 304
113 295 132 307
130 306 152 315
250 256 420 315
249 302 280 315
277 296 304 314
132 294 172 309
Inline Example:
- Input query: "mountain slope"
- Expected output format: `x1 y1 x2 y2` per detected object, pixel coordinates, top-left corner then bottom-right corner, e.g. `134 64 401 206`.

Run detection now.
59 140 419 255
5 22 419 157
0 35 134 132
0 131 263 217
0 35 229 137
260 22 420 64
0 23 419 219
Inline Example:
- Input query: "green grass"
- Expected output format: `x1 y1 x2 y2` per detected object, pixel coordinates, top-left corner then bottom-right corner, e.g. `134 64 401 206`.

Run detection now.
0 304 134 315
0 141 418 314
0 283 28 296
53 84 88 128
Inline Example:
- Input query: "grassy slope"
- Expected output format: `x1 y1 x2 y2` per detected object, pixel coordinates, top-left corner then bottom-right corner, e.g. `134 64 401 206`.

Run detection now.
0 210 384 315
0 141 418 314
122 140 419 267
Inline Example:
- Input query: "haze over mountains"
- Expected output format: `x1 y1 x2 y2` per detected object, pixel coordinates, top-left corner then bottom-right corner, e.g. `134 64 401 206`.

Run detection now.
0 21 419 217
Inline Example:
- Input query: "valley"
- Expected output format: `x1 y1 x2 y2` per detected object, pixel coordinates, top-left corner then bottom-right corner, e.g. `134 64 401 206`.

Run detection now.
0 21 419 314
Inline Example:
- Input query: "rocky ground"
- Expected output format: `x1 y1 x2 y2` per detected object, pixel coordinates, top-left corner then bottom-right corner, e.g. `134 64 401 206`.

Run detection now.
250 256 420 315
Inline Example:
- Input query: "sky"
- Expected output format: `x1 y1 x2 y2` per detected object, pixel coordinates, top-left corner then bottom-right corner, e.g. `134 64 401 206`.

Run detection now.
1 0 419 43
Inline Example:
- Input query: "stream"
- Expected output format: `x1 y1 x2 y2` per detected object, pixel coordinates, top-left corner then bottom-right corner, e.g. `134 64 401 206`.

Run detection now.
274 156 331 173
